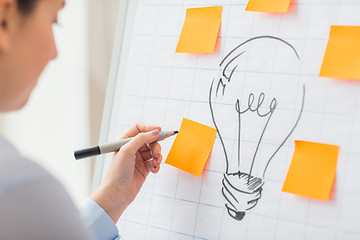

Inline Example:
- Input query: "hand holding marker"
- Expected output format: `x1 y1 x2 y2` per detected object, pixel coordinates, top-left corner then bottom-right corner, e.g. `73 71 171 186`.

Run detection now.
74 130 178 160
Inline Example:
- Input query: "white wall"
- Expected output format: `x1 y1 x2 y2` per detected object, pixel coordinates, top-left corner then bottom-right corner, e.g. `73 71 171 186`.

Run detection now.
89 0 119 147
0 0 90 205
88 0 119 180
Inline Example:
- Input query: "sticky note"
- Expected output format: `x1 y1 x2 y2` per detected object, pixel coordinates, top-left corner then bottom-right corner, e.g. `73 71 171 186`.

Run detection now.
246 0 291 13
282 141 340 201
320 26 360 80
165 118 217 176
175 6 222 53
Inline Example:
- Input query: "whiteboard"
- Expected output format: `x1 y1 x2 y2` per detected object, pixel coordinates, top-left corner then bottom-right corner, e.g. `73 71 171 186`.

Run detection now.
93 0 360 239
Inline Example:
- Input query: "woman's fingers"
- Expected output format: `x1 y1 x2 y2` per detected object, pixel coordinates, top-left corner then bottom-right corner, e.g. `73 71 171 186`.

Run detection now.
142 143 162 174
149 142 162 172
140 149 153 161
137 149 159 174
119 125 163 176
138 144 150 153
149 142 162 162
135 151 149 178
121 123 161 139
152 154 162 173
121 129 160 156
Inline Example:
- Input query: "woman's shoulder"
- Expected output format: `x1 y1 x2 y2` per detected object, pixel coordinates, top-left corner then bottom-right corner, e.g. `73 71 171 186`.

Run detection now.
0 135 58 195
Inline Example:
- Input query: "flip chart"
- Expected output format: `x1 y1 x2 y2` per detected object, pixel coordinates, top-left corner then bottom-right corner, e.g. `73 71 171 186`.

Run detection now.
95 0 360 238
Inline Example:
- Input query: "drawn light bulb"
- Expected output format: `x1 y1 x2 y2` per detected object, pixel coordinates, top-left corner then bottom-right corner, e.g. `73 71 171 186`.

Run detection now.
208 36 305 221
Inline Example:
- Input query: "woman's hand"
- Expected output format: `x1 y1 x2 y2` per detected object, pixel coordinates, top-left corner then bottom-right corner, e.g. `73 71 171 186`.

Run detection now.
91 123 162 223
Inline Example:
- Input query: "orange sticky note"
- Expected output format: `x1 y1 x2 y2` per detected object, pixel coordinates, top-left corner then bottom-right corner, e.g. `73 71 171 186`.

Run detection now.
282 141 340 201
246 0 291 13
320 26 360 80
165 118 217 176
175 6 222 53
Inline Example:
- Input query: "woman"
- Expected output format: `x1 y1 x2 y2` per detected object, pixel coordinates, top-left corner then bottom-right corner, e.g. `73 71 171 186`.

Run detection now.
0 0 162 239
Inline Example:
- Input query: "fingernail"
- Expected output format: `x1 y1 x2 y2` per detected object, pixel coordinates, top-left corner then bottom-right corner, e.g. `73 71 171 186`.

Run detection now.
152 129 160 136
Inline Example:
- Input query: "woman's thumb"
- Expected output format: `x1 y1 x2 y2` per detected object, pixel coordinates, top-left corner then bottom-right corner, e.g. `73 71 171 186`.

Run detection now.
122 129 160 155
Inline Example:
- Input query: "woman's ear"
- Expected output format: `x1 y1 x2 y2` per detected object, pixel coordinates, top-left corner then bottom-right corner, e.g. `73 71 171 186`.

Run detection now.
0 0 15 52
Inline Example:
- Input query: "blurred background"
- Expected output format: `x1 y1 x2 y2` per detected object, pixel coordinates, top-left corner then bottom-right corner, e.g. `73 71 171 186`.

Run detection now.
0 0 119 205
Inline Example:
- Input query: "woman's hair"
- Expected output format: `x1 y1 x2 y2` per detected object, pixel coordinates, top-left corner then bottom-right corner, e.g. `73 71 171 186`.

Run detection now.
17 0 38 15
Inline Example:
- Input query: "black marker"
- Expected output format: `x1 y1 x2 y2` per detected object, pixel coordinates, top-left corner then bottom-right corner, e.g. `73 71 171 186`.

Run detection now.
74 130 178 160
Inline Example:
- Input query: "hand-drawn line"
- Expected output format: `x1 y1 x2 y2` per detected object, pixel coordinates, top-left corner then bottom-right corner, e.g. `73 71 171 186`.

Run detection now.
208 36 305 221
262 85 305 179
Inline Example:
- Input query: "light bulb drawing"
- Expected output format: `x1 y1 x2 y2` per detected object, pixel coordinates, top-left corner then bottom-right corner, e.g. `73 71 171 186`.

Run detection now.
208 36 306 221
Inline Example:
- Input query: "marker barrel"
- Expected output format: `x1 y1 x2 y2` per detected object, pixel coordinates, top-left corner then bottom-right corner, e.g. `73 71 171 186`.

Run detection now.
74 130 177 160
